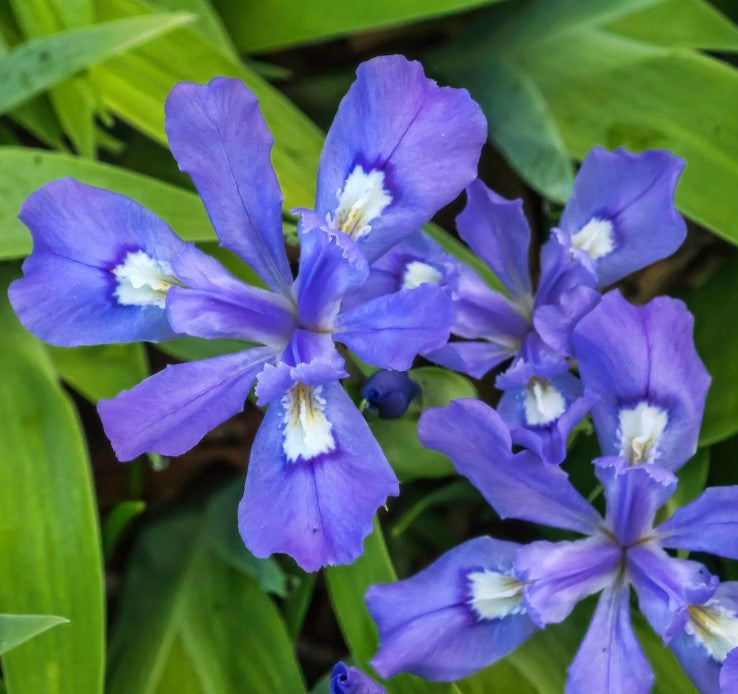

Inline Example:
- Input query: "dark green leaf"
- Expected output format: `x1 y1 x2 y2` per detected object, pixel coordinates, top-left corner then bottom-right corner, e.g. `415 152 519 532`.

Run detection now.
102 501 146 563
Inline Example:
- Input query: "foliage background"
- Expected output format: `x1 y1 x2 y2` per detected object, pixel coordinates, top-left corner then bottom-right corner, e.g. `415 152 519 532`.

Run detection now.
0 1 737 692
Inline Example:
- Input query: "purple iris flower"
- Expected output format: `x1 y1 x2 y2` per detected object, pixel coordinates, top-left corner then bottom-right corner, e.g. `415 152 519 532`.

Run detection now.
330 662 385 694
9 55 486 572
368 293 729 692
422 147 686 464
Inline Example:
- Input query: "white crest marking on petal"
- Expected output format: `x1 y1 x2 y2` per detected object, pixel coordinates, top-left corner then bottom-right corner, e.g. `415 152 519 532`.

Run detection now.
328 165 392 240
112 250 179 308
467 570 525 621
571 217 615 260
402 261 442 289
618 402 668 465
686 602 738 662
281 382 335 462
524 378 566 426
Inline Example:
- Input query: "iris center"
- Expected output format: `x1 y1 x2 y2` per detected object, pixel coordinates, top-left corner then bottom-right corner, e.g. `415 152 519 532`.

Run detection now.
281 382 335 462
686 603 738 662
330 165 392 240
467 569 525 621
524 377 566 426
402 261 442 289
112 250 179 308
618 402 668 465
571 217 615 260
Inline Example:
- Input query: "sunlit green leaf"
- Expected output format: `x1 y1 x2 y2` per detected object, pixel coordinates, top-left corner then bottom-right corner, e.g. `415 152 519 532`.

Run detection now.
0 266 104 694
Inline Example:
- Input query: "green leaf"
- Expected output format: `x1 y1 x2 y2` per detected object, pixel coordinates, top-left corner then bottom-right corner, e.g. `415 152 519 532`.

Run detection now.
47 344 148 403
325 521 458 694
212 0 504 53
0 266 105 694
93 0 324 211
687 257 738 445
0 148 213 259
107 489 305 694
0 614 69 656
370 367 477 481
0 12 192 116
102 501 146 563
438 0 738 242
204 480 288 597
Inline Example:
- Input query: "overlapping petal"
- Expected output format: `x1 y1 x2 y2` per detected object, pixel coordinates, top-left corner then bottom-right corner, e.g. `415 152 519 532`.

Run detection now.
366 537 536 681
573 290 710 471
239 381 398 572
9 178 185 345
98 346 276 461
419 399 602 533
316 55 486 262
165 77 292 294
559 147 686 287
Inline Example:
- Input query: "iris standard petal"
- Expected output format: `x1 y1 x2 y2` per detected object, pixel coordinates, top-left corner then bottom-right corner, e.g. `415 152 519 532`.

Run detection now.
316 55 486 262
166 244 296 344
658 486 738 560
573 290 710 471
455 179 532 300
425 340 515 380
515 535 622 626
165 77 292 294
292 210 369 329
419 399 602 534
366 537 536 681
9 178 186 345
334 283 452 371
98 346 276 461
559 147 686 288
628 543 718 642
239 382 398 572
566 581 653 694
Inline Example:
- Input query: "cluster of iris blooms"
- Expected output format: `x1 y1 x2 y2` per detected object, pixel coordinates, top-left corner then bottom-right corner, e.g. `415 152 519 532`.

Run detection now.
9 55 738 693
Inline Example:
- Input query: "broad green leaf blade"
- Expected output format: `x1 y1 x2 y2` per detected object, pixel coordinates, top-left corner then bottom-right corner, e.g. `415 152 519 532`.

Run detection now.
0 267 105 694
0 148 213 259
0 614 69 656
687 257 738 446
439 0 738 243
449 56 574 202
107 489 305 694
47 344 148 403
213 0 504 53
93 0 323 211
325 522 458 694
0 12 192 116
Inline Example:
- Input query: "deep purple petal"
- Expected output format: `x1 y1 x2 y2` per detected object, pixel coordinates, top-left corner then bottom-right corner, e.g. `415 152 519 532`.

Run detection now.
515 535 621 626
293 211 369 329
366 537 536 681
425 340 514 379
533 285 601 357
560 147 686 287
334 283 452 371
722 649 738 693
534 235 597 310
573 290 710 472
239 382 398 572
9 178 185 345
418 399 602 533
455 179 532 299
670 631 721 694
330 662 385 694
98 347 275 461
566 581 653 694
166 244 296 344
595 457 677 546
658 486 738 560
317 55 486 262
628 543 718 642
165 78 292 293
